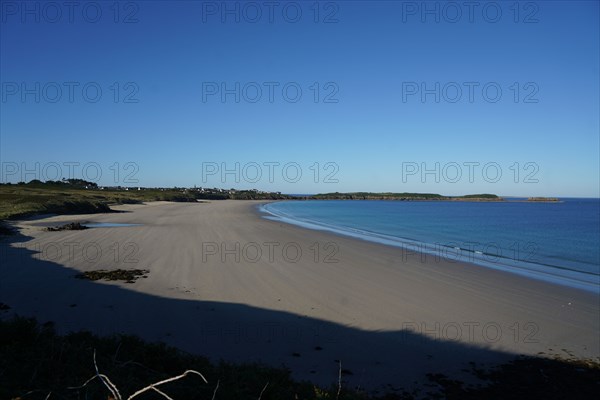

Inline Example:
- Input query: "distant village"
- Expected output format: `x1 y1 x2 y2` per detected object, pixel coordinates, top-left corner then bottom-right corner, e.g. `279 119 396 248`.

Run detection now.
6 179 277 194
97 185 287 199
2 179 291 200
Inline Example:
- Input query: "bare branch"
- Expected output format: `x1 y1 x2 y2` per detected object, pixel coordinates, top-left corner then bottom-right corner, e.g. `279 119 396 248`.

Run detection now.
258 381 269 400
336 361 342 400
94 350 122 400
67 375 98 390
127 370 207 400
150 386 175 400
113 341 122 364
211 379 220 400
70 353 208 400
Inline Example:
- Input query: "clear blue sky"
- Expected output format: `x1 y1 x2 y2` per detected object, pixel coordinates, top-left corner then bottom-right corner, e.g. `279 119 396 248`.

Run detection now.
1 0 598 197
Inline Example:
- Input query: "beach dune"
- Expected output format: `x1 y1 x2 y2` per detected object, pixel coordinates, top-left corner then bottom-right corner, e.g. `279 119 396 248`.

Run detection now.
1 201 598 391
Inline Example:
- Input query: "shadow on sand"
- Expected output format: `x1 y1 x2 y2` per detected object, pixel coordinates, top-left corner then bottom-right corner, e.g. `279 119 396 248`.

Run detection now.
0 230 572 396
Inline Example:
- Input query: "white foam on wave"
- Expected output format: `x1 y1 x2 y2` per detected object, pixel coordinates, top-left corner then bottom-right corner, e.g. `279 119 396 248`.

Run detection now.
260 203 600 294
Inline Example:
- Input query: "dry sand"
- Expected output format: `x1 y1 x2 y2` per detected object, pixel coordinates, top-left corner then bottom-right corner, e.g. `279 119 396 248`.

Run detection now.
1 200 598 392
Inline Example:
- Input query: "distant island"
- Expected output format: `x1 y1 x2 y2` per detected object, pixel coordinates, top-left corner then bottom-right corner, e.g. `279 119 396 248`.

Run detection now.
303 192 502 201
527 197 561 202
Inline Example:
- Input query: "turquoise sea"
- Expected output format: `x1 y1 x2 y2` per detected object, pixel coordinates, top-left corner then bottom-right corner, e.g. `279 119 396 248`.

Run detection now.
261 199 600 293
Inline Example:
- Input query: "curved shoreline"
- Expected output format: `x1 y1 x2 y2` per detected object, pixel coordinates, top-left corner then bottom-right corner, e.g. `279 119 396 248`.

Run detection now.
258 202 600 294
1 200 598 391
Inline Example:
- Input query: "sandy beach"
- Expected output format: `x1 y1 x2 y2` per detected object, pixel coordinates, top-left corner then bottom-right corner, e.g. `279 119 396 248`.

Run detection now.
1 200 598 392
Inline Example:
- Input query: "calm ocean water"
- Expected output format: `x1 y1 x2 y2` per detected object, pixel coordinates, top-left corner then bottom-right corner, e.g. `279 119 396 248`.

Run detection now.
261 199 600 293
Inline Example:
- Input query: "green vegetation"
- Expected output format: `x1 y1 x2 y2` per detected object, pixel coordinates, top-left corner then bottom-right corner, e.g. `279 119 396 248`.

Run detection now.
0 181 291 222
0 182 163 221
0 185 112 221
0 317 598 400
458 194 499 199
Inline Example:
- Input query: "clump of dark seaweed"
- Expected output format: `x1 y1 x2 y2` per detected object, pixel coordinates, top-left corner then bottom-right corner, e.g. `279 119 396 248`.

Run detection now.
75 269 149 283
47 222 88 231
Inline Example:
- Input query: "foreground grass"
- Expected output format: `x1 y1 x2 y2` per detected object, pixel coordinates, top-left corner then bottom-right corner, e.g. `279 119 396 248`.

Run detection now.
1 317 598 400
0 317 346 400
